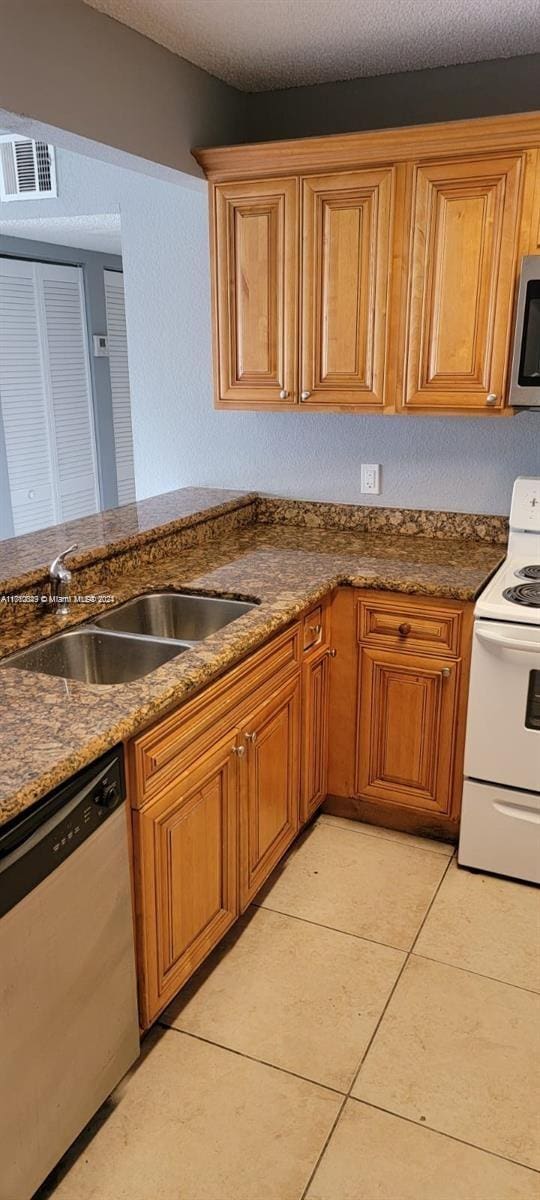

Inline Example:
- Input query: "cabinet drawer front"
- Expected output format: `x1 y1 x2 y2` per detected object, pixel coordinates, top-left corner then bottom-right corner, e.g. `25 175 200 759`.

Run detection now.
131 623 301 806
134 733 239 1028
358 595 462 657
303 603 326 651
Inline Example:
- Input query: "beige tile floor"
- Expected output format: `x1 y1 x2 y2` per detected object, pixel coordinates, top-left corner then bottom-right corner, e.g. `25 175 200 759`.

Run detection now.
38 817 540 1200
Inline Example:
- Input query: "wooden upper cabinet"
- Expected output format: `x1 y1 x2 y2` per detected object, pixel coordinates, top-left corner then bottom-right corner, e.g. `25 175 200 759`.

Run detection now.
402 155 524 411
214 178 298 406
197 114 540 415
301 169 394 407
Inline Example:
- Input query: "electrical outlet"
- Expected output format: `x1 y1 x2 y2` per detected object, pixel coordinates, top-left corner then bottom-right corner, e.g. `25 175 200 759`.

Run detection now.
360 464 381 494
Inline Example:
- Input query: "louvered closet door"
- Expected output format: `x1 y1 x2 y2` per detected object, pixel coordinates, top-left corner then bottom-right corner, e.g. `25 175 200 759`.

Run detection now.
104 270 135 504
0 257 100 532
0 256 56 533
39 262 100 521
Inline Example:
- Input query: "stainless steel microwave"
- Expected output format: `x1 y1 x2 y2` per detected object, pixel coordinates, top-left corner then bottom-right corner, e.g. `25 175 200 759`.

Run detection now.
509 256 540 408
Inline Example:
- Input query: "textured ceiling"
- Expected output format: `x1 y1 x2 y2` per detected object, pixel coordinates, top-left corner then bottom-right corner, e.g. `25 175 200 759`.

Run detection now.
82 0 540 91
0 214 122 255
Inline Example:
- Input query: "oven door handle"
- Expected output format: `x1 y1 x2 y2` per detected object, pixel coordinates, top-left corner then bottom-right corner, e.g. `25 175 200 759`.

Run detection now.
476 626 540 655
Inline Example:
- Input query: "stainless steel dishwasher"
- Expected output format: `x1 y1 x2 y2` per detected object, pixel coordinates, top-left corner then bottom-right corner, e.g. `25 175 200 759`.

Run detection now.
0 748 140 1200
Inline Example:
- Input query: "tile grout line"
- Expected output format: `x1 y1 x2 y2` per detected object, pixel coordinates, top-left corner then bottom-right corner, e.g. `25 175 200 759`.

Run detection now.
298 1095 348 1200
251 899 410 954
316 817 455 857
348 1097 540 1176
300 852 457 1198
411 950 540 996
156 1022 348 1097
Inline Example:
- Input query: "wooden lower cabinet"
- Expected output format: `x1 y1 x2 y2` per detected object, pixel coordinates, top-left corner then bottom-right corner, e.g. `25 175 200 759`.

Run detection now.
130 625 303 1027
356 647 459 818
301 648 330 822
327 588 472 838
133 731 239 1029
239 674 301 909
130 589 473 1028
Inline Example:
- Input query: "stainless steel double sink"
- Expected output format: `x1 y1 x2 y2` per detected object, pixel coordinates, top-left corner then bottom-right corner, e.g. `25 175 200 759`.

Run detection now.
1 592 257 685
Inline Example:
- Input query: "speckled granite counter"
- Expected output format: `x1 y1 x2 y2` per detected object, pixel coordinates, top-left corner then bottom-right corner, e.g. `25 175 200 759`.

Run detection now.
0 491 506 827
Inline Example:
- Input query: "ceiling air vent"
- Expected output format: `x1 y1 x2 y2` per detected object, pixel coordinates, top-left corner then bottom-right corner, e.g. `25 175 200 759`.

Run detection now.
0 136 57 202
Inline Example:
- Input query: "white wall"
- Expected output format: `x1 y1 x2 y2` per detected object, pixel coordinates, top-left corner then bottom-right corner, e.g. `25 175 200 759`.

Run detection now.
2 144 538 517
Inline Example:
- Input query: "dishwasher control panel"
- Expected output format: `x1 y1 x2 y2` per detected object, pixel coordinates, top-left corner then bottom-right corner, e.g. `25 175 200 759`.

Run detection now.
0 748 125 918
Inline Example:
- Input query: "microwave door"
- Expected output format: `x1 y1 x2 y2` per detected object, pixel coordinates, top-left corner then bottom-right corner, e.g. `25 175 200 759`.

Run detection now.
510 256 540 408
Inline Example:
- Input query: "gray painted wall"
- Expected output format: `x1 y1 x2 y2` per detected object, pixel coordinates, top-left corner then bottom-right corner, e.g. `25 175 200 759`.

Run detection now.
0 0 246 181
245 53 540 141
0 27 539 519
0 234 123 514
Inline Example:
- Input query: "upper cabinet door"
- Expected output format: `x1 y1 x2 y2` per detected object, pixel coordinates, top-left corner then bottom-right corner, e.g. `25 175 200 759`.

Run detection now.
301 169 394 407
214 178 298 406
403 155 524 411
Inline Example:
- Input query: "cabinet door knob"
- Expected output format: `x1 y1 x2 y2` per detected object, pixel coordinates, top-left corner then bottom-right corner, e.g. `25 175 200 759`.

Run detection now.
279 389 289 400
244 731 257 743
300 390 311 401
309 623 322 636
486 393 497 405
398 622 411 636
326 648 337 658
441 667 451 678
232 744 245 757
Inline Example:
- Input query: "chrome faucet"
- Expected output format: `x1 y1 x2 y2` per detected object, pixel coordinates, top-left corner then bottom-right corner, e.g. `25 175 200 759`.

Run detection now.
49 544 78 616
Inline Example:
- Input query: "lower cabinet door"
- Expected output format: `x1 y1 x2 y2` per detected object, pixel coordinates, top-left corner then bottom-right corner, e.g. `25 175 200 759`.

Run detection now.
301 650 330 822
134 732 239 1028
239 674 301 909
356 647 459 817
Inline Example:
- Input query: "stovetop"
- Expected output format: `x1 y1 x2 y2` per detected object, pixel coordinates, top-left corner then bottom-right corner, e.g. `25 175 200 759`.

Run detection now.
502 580 540 607
475 479 540 625
476 559 540 623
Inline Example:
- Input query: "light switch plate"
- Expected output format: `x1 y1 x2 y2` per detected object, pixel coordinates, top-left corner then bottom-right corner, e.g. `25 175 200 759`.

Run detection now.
361 464 381 494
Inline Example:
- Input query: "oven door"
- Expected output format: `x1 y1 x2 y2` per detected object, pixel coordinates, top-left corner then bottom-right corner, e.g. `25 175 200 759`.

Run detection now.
465 619 540 792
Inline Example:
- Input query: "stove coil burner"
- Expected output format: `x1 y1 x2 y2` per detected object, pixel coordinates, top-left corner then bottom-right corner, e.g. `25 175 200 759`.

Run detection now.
515 565 540 581
503 582 540 607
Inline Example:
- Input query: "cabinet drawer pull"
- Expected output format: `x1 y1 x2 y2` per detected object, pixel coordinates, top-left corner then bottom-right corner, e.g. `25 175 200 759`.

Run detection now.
244 731 257 743
398 623 412 636
232 745 245 757
309 623 322 636
441 667 451 678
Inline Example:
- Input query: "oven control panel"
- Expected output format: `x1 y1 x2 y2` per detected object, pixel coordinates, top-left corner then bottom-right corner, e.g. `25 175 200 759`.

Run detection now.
511 477 540 532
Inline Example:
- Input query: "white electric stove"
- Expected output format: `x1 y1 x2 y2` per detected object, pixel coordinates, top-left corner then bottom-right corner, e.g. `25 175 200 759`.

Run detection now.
459 477 540 884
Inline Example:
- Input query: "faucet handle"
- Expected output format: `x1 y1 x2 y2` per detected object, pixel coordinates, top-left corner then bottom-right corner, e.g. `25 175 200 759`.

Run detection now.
50 543 79 577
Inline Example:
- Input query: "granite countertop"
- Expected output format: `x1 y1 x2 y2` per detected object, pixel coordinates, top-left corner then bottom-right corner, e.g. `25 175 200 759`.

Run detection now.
0 498 505 828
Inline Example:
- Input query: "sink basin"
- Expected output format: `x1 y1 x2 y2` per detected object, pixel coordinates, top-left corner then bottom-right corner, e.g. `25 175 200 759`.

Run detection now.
93 591 257 642
1 628 191 685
